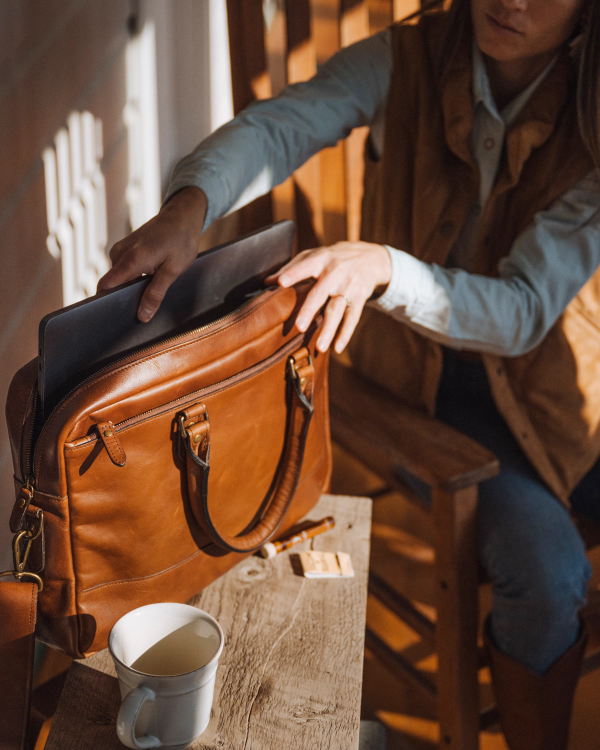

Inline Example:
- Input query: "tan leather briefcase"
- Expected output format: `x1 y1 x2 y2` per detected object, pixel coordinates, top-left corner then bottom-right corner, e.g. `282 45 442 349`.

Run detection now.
2 280 331 662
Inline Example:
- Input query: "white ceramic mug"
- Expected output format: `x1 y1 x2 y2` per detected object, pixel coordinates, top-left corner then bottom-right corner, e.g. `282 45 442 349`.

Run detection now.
108 603 224 750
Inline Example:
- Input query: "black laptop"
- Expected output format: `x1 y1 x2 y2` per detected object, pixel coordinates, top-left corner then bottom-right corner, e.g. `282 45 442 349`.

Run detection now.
38 221 295 422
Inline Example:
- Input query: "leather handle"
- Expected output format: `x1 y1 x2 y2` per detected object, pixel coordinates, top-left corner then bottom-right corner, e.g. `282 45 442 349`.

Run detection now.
0 581 38 750
182 350 315 553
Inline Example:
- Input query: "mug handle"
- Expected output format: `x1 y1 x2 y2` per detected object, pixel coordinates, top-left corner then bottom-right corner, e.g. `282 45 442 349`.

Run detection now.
116 685 161 749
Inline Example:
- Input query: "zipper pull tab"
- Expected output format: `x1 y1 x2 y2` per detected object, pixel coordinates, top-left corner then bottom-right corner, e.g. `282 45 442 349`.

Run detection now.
9 476 34 533
97 421 127 467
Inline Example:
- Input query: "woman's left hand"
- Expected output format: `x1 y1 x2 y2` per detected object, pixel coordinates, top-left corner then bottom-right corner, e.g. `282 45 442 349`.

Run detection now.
265 241 392 353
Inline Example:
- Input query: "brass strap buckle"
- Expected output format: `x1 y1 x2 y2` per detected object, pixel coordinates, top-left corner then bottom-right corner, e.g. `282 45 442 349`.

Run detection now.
178 409 210 441
0 508 44 591
288 350 313 386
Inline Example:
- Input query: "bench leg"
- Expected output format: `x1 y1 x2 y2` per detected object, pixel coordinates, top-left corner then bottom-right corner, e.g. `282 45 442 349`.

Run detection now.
433 486 480 750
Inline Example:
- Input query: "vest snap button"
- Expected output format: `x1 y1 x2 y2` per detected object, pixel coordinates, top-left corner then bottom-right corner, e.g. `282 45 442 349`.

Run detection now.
484 137 495 149
440 220 454 237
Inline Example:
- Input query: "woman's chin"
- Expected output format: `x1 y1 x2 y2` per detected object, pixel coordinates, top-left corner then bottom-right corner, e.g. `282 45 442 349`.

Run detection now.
475 32 528 64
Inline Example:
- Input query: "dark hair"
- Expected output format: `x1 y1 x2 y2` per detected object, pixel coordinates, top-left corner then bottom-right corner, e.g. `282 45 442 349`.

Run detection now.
398 0 600 172
576 1 600 172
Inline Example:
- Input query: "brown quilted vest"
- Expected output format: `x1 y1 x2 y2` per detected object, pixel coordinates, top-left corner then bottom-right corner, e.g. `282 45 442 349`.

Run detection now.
350 12 599 503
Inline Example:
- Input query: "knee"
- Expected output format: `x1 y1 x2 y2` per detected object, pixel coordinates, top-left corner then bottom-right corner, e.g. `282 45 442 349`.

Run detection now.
488 550 591 673
524 559 591 622
488 532 591 619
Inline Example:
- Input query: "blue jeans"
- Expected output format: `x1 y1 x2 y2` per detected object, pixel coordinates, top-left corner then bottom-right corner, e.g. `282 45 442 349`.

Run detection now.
435 349 593 675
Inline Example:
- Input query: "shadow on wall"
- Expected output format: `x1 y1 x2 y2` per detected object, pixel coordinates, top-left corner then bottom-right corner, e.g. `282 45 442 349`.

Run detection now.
0 0 137 572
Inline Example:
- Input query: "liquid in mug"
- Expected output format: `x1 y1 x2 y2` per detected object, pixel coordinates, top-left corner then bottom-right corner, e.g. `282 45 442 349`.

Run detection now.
130 620 220 676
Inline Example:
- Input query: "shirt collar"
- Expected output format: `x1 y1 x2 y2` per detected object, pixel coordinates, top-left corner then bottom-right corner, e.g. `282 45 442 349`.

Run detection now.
472 42 558 127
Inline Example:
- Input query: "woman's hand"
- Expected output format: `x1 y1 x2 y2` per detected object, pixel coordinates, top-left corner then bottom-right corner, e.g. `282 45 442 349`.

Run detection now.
266 241 392 353
97 186 208 322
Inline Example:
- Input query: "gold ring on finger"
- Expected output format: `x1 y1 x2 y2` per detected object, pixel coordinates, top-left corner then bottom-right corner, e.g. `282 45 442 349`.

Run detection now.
334 294 351 309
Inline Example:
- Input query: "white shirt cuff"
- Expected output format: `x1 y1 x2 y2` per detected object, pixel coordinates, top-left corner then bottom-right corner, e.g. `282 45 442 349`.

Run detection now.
375 245 439 315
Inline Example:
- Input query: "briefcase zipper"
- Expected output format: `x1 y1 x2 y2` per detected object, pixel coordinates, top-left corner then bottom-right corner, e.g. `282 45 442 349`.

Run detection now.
29 288 316 479
70 330 310 448
21 389 37 486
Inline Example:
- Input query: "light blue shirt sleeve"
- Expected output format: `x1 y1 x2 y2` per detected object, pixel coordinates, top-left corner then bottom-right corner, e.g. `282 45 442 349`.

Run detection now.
165 29 392 229
375 170 600 356
166 26 600 359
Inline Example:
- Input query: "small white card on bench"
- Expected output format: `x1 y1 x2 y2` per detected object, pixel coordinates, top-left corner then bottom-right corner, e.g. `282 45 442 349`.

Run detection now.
298 551 354 578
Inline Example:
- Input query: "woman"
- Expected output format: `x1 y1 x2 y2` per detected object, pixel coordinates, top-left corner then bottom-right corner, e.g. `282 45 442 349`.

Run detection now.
98 1 600 746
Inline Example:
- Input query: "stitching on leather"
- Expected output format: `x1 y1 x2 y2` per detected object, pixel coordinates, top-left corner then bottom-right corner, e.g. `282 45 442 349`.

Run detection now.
34 489 67 503
98 422 125 465
80 547 206 593
78 453 327 594
49 291 282 421
64 348 301 451
20 585 36 742
107 439 125 465
29 584 35 631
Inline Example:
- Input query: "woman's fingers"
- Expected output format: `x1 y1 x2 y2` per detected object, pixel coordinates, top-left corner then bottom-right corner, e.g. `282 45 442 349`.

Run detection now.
265 241 392 350
333 298 362 353
137 264 181 322
96 187 207 322
96 253 142 292
265 250 326 287
316 295 352 352
295 270 343 331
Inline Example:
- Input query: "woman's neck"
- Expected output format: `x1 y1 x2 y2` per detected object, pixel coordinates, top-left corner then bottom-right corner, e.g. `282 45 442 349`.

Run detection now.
482 51 556 110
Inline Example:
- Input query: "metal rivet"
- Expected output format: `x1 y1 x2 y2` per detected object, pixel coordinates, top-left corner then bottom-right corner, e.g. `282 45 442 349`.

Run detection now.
300 377 307 387
19 497 26 507
103 430 113 437
193 434 202 444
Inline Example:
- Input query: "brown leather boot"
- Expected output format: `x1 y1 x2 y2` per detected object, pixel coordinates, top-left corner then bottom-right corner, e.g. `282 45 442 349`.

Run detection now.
484 619 587 750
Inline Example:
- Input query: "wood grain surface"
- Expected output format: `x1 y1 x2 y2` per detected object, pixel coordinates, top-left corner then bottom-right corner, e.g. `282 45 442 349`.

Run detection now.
46 494 371 750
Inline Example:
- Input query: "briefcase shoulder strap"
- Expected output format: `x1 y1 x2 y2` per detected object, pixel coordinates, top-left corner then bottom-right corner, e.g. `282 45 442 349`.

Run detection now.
0 580 38 750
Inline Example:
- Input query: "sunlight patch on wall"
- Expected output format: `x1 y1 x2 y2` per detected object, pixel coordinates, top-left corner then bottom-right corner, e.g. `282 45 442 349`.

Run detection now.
125 19 161 231
209 0 234 132
43 111 109 306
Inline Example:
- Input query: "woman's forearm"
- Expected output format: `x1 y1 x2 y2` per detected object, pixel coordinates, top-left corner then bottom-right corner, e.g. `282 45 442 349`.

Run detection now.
375 171 600 356
164 29 392 231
